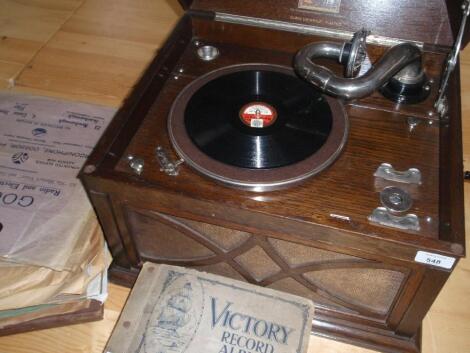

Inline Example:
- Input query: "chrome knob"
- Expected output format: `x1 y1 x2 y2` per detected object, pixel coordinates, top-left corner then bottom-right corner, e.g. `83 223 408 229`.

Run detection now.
380 186 412 213
127 155 144 175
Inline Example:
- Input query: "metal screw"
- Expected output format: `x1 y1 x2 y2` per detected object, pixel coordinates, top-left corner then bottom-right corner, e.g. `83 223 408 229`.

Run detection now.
407 117 420 131
389 193 403 206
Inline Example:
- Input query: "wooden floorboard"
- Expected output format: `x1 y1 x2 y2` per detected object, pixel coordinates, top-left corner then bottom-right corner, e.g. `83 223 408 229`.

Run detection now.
11 0 183 106
0 0 84 87
0 1 468 352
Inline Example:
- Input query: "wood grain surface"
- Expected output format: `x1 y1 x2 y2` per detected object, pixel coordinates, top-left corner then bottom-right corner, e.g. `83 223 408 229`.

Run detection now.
0 0 468 352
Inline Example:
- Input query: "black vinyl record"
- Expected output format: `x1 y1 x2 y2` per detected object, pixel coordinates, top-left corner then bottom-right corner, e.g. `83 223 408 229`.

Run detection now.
184 69 333 169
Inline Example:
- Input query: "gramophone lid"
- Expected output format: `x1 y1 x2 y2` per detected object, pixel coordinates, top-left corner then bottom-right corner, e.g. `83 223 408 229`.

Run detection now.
177 0 469 49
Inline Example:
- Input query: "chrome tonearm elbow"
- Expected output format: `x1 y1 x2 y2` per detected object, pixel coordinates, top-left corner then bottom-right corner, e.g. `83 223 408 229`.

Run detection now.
294 30 430 103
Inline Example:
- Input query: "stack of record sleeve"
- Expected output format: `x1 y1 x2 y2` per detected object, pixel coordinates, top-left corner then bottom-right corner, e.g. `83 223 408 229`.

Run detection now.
0 213 110 335
0 93 115 335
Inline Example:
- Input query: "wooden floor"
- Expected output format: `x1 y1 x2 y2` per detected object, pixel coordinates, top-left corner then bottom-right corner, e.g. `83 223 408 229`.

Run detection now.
0 1 469 352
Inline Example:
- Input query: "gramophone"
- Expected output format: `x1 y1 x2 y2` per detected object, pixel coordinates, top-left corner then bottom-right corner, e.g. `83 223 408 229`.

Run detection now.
80 1 469 352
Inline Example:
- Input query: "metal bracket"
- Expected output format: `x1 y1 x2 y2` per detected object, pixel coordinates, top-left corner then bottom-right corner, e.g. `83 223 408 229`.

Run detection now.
155 146 184 176
368 207 420 231
435 0 470 115
374 163 422 185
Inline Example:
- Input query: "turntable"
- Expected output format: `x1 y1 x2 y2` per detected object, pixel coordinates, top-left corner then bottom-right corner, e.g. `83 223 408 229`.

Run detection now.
168 64 348 190
80 1 468 352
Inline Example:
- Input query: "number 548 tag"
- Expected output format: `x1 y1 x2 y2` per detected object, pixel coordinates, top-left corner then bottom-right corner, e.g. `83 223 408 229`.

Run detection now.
415 251 456 269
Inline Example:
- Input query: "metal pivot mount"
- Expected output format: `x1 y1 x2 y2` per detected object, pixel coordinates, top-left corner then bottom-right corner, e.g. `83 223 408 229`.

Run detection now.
156 146 184 176
435 0 470 117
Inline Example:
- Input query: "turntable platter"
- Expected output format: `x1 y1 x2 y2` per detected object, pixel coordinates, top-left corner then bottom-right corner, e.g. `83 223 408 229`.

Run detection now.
184 69 333 169
168 64 348 191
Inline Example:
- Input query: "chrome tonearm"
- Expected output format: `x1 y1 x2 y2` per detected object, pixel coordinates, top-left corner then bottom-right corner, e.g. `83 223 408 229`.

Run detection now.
294 29 430 103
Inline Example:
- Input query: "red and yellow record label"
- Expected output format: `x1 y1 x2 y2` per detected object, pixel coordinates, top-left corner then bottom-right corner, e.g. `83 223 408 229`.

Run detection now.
239 102 277 128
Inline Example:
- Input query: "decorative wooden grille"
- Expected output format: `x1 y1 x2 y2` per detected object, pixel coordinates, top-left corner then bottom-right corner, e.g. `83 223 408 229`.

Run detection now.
126 209 406 318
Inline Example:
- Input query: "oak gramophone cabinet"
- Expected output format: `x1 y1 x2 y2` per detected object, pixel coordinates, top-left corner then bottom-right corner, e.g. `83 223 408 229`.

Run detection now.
80 1 469 352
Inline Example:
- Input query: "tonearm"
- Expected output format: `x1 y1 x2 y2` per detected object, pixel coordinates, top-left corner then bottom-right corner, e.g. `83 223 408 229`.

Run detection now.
294 29 430 104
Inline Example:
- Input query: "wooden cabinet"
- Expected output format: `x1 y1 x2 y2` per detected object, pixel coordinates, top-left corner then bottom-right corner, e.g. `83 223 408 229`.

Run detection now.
80 2 467 352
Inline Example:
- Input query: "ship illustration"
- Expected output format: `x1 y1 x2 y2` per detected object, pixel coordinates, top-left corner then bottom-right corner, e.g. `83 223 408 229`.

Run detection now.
156 282 193 332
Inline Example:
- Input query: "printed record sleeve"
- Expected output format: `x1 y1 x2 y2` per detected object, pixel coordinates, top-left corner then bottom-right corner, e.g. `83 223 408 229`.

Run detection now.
105 263 315 353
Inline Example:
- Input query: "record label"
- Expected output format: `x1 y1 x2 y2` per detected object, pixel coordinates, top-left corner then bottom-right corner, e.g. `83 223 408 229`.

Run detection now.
239 102 277 128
